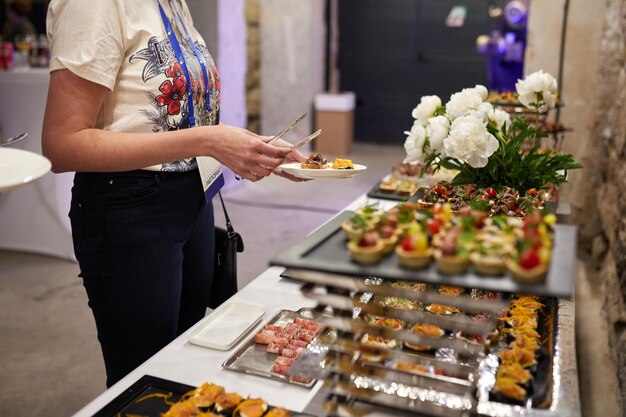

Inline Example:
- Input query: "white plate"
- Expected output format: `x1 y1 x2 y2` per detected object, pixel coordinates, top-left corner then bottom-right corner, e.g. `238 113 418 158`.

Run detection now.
188 301 265 350
0 148 51 192
279 162 367 179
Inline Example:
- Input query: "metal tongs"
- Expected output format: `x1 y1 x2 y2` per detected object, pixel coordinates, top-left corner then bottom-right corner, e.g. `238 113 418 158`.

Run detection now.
267 112 309 145
267 112 323 152
290 129 323 151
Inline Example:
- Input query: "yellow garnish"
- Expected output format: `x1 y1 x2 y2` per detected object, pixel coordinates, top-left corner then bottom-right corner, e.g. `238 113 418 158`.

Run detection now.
332 158 354 169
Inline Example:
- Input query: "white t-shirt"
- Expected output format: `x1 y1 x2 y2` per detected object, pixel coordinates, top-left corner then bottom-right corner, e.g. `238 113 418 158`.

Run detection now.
47 0 220 172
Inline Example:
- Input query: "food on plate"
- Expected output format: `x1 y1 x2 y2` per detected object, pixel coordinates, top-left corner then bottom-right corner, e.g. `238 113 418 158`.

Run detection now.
405 323 445 351
439 285 465 297
214 392 244 413
332 158 354 169
347 231 384 265
233 398 269 417
301 153 328 169
395 230 432 269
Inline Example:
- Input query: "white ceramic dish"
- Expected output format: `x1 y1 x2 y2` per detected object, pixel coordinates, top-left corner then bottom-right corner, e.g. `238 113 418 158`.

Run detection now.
279 162 367 179
0 148 51 192
188 301 265 350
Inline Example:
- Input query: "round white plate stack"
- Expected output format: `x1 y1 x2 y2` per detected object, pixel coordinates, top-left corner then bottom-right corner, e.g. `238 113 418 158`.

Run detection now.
0 148 51 192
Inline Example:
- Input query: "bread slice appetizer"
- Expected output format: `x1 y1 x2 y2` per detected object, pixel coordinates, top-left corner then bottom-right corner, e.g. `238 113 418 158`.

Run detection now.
233 398 269 417
301 153 328 169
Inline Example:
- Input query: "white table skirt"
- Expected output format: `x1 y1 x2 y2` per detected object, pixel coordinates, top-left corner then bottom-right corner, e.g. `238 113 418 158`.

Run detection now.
0 68 75 260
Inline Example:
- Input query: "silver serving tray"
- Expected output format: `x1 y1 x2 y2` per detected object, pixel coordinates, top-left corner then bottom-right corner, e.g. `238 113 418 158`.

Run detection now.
222 309 319 388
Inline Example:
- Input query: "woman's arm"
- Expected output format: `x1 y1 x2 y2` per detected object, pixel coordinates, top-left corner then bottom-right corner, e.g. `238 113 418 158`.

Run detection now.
42 69 291 181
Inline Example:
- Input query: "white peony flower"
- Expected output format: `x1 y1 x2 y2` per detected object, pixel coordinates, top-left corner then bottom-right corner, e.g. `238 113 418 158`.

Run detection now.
467 102 494 123
487 107 511 130
425 115 450 155
403 122 427 164
411 95 442 126
443 116 499 168
515 70 558 112
445 85 489 119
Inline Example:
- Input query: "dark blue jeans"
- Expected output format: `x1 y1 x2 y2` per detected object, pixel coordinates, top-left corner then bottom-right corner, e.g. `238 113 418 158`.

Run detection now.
69 170 214 387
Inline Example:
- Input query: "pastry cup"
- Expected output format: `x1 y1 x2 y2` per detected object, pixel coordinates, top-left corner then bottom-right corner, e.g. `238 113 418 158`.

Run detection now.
341 221 372 241
470 253 507 276
380 233 400 255
396 246 433 269
347 240 384 265
433 249 470 274
506 260 548 284
355 207 383 221
416 199 434 210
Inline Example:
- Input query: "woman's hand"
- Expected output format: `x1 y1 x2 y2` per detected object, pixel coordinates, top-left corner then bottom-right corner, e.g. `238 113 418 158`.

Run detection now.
261 137 310 182
206 125 292 182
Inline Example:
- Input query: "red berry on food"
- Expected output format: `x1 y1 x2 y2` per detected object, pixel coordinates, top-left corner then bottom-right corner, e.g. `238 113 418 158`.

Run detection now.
519 248 540 269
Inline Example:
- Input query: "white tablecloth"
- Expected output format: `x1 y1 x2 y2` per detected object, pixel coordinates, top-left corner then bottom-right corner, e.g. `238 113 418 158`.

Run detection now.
72 267 323 416
0 68 75 260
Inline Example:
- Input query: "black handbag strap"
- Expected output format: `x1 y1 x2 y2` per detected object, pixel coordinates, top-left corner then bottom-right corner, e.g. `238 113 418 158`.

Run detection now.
217 191 235 238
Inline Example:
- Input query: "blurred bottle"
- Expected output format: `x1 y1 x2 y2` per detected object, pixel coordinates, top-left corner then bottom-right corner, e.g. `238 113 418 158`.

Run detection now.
13 34 32 68
0 41 15 70
29 35 50 68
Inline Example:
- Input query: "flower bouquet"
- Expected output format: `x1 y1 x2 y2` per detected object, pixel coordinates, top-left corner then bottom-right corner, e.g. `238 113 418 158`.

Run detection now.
403 70 582 192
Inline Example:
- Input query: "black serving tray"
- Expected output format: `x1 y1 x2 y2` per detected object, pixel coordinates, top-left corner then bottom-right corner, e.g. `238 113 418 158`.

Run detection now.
270 211 576 298
366 183 412 202
93 375 193 417
93 374 315 417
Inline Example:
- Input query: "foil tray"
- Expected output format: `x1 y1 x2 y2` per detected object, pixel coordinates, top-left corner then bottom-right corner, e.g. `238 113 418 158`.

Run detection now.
222 309 320 388
302 298 579 417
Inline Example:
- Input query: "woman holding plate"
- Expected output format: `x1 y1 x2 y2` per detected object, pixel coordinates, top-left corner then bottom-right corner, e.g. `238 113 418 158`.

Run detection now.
43 0 305 387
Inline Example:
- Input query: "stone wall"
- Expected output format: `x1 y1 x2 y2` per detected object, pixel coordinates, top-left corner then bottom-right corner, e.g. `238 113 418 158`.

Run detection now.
246 0 261 133
260 0 325 140
576 0 626 410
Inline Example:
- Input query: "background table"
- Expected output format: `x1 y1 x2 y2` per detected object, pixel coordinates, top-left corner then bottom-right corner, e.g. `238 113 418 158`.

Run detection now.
0 69 75 260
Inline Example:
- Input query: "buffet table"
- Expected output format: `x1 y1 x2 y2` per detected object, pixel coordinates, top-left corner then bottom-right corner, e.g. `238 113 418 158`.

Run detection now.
0 68 75 260
71 193 580 417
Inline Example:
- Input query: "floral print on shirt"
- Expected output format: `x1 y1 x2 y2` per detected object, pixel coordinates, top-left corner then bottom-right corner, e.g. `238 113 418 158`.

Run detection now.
129 32 220 172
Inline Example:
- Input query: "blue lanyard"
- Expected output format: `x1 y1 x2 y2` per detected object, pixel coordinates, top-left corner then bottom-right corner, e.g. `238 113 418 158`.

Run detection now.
157 1 211 126
170 2 212 115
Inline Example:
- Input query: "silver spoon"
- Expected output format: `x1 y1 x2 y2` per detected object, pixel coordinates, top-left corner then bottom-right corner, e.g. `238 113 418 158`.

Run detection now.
0 132 28 147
